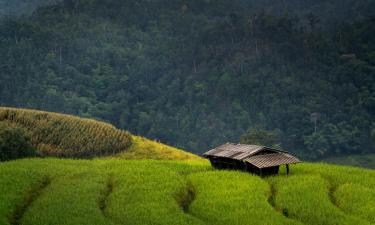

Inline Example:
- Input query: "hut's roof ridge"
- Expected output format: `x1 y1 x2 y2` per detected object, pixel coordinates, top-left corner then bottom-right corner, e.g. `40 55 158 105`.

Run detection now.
217 143 288 152
203 143 300 168
203 143 288 160
203 143 301 173
243 152 300 168
217 143 265 152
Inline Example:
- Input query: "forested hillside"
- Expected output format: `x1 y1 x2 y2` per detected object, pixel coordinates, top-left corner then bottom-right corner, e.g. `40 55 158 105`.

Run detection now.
0 0 58 17
0 0 374 159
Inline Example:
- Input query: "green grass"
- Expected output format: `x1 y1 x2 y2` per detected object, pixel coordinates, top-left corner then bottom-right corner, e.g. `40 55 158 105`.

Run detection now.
268 174 369 225
187 171 303 225
335 184 375 223
21 171 110 225
1 159 375 225
0 162 45 225
111 135 203 161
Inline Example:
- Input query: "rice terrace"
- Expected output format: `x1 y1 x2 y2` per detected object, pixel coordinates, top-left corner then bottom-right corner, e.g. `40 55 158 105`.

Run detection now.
0 107 375 225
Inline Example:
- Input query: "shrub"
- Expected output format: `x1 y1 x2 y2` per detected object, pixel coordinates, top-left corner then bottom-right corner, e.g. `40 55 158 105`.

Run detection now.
0 123 36 161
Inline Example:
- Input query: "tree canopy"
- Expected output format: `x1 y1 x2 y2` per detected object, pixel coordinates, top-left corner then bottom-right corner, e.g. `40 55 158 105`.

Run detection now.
0 0 374 159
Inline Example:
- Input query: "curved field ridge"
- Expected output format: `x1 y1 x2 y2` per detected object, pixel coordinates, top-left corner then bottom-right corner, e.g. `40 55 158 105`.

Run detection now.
0 107 132 158
0 162 49 225
22 173 114 225
187 171 303 225
268 174 370 225
334 184 375 223
176 182 197 213
0 159 375 225
10 176 51 225
98 174 114 218
104 161 205 225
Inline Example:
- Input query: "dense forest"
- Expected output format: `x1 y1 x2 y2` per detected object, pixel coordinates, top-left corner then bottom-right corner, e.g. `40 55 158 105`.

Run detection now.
0 0 374 159
0 0 58 17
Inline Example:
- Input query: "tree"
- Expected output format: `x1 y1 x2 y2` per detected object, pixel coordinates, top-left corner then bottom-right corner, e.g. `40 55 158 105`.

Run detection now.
303 132 329 159
240 125 279 148
63 0 75 11
0 123 36 161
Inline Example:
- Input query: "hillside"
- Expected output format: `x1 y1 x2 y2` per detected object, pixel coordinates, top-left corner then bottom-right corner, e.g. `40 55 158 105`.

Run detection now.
0 0 374 160
0 0 58 17
0 107 201 161
1 0 374 25
322 154 375 169
0 158 374 225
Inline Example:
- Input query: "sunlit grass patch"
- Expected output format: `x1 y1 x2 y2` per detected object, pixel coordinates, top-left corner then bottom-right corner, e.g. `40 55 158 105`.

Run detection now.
0 165 45 225
21 171 113 225
188 171 303 225
106 161 205 225
1 159 375 225
268 174 370 225
112 135 205 161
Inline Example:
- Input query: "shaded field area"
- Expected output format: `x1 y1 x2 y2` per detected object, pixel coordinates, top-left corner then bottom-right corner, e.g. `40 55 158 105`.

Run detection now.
0 159 375 225
322 154 375 169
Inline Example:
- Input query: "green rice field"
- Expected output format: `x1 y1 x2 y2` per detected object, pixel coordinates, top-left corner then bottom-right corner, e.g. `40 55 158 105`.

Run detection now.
1 158 374 225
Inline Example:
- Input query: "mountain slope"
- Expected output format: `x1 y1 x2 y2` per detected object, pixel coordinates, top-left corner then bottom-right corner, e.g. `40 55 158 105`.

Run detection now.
0 0 374 159
0 107 202 160
2 0 374 25
0 0 58 17
0 158 374 225
322 154 375 169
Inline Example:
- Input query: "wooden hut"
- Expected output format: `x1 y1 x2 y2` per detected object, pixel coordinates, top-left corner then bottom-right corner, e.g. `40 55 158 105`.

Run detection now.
203 143 300 176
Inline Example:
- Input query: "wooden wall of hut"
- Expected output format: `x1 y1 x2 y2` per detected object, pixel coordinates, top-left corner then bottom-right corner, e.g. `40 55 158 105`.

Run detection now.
260 166 279 176
209 158 281 176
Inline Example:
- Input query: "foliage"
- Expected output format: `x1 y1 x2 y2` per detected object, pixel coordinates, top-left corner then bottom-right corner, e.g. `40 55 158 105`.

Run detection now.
304 123 362 159
0 107 132 158
303 132 329 159
1 159 375 225
0 0 58 17
0 122 35 161
322 154 375 169
0 0 375 160
240 126 280 148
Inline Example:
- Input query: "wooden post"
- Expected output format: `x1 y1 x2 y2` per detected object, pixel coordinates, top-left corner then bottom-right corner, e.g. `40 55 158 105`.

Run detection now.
286 164 289 175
